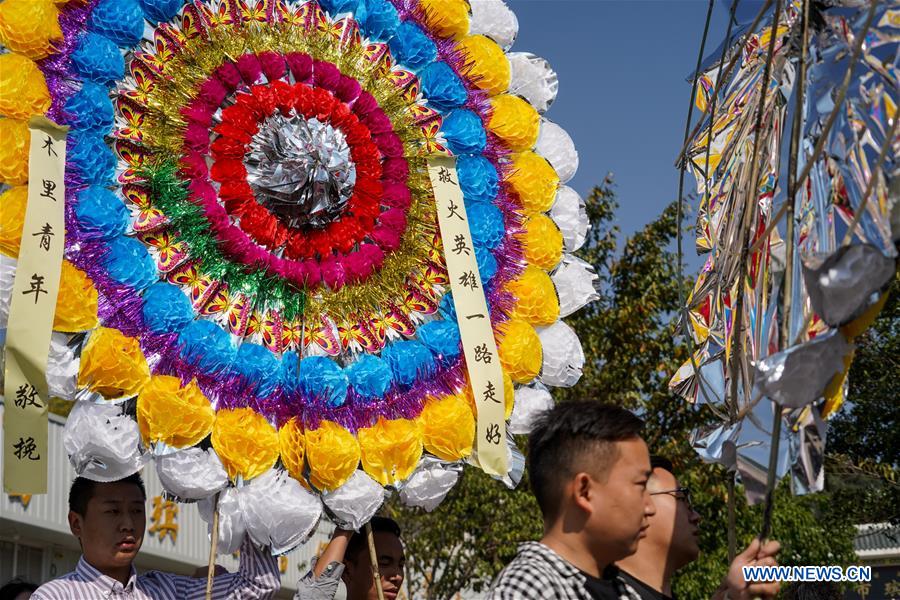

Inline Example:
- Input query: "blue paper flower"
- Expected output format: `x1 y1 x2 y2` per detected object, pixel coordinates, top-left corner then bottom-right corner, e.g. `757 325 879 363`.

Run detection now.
439 293 457 321
475 245 498 282
382 341 435 388
280 354 302 398
299 356 349 407
417 320 461 362
319 0 359 15
468 202 505 249
420 62 467 111
104 236 157 291
141 282 193 334
388 21 437 69
234 342 280 397
457 155 499 204
345 354 392 401
356 0 399 41
65 82 115 133
75 185 129 240
178 320 236 373
89 0 145 48
71 33 124 85
442 109 486 155
68 132 116 185
138 0 183 23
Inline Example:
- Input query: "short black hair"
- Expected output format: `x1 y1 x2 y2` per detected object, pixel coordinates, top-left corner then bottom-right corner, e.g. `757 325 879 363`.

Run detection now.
650 455 674 475
68 473 147 516
528 402 644 519
345 517 402 562
0 578 38 598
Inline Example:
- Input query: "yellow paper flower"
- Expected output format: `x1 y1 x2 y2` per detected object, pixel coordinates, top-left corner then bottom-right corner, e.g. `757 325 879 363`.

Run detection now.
54 261 100 333
498 318 543 383
507 151 560 215
462 370 514 419
421 394 475 461
0 54 51 120
358 416 423 486
305 420 360 491
278 417 306 483
822 348 854 419
419 0 469 40
77 327 150 399
137 376 215 448
0 185 27 257
489 95 540 152
0 0 62 60
211 408 280 481
508 266 560 326
521 214 564 270
456 35 510 96
840 292 888 340
0 119 31 185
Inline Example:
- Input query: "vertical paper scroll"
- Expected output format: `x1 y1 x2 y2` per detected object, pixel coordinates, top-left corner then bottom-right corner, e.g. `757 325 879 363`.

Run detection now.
3 117 68 494
427 157 507 477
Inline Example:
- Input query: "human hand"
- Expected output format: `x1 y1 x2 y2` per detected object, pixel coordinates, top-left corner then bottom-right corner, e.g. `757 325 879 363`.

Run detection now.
719 538 781 600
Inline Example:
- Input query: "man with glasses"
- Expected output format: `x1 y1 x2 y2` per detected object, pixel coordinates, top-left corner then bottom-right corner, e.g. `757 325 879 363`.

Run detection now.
616 456 780 600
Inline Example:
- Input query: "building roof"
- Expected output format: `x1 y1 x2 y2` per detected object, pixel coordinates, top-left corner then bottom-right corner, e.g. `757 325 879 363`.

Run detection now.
855 523 900 559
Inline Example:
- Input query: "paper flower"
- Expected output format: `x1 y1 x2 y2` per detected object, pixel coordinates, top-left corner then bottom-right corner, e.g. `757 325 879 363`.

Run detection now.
137 376 215 448
522 214 563 271
421 394 475 461
358 416 423 486
0 53 51 119
489 94 540 152
305 420 361 492
77 327 149 399
507 266 560 326
0 186 27 257
0 118 30 185
278 418 306 483
53 261 99 333
498 319 543 383
211 408 279 481
323 470 386 530
0 0 62 60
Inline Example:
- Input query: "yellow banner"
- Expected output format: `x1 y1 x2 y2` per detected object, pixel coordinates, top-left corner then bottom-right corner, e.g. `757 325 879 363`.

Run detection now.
3 116 68 494
427 157 507 477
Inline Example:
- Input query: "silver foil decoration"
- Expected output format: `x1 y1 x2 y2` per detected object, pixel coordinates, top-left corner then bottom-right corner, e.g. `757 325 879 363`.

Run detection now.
752 329 850 410
398 456 462 512
322 470 386 530
63 400 148 482
199 487 246 555
801 244 896 327
245 114 356 229
156 446 228 501
240 468 323 554
508 382 554 435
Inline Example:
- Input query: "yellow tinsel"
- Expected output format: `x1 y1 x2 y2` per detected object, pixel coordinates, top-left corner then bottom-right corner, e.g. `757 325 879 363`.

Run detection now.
0 54 51 120
305 420 360 491
278 417 307 483
0 119 31 185
421 394 474 461
357 416 423 486
0 185 27 257
419 0 470 40
211 408 280 481
489 94 540 152
507 266 560 326
77 327 150 399
521 214 564 270
137 376 214 449
456 35 510 96
53 261 99 332
507 151 560 214
0 0 62 60
498 318 543 383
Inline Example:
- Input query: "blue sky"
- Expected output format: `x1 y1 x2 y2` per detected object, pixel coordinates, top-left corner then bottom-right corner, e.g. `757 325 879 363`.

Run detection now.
509 0 732 245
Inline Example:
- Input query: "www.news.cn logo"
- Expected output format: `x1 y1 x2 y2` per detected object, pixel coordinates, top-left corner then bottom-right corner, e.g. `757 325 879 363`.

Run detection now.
743 565 872 583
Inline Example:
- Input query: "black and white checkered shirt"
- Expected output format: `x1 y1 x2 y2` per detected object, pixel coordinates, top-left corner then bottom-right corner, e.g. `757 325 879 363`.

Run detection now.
488 542 643 600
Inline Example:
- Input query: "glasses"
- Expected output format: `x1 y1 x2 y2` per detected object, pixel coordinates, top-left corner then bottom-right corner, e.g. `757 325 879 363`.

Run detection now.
650 487 693 510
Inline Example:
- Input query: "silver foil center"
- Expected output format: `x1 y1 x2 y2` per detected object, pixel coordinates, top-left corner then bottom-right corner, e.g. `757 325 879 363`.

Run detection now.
244 114 356 229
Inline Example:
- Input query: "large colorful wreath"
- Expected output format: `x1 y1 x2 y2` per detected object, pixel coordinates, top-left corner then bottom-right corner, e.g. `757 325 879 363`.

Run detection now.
0 0 596 550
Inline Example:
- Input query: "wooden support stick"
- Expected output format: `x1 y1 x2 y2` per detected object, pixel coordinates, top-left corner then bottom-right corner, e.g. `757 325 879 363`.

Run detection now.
206 492 220 600
365 521 385 600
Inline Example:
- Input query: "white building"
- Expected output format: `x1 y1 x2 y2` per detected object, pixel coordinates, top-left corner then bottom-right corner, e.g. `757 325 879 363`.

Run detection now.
0 405 333 599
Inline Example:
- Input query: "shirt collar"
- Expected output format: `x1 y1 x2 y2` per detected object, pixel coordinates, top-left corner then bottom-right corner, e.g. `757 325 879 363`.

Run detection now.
76 556 139 593
517 541 584 579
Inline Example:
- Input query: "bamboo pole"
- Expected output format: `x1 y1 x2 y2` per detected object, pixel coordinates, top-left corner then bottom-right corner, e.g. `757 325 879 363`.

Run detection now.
365 522 386 600
206 492 220 600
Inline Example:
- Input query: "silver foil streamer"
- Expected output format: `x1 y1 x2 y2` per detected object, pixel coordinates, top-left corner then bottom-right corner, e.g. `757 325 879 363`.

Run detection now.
801 244 896 327
245 114 356 229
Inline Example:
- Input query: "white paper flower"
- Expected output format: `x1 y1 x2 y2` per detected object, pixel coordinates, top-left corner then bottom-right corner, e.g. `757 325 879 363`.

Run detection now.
64 400 147 482
537 321 584 387
156 447 228 501
322 470 385 530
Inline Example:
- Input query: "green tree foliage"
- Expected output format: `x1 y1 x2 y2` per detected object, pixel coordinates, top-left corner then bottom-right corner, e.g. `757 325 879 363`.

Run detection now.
391 180 867 600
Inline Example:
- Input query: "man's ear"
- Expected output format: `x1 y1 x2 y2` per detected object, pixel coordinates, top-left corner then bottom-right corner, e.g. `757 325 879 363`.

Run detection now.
572 472 595 515
69 510 83 539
